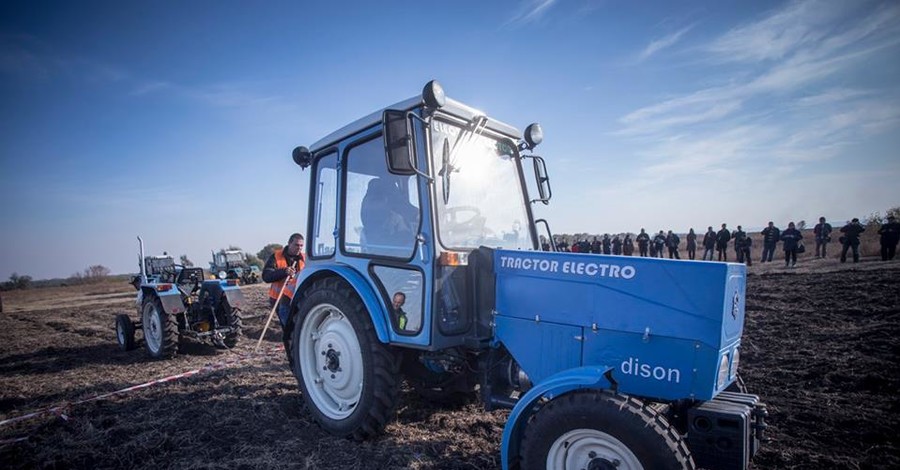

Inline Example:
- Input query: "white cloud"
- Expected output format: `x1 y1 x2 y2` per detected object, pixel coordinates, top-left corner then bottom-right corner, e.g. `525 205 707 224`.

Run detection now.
505 0 558 28
639 24 696 61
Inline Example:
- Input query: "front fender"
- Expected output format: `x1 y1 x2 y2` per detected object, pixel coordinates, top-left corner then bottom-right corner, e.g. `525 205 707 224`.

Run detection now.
501 365 614 470
292 265 391 343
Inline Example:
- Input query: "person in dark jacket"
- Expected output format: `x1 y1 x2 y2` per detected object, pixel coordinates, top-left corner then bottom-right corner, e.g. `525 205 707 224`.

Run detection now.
716 224 732 261
780 222 802 268
878 215 900 261
590 236 602 254
653 231 666 258
702 226 716 261
686 228 697 260
601 234 612 255
636 229 650 257
623 234 634 256
813 216 833 258
739 236 753 266
840 218 865 263
612 235 623 255
665 230 681 259
732 225 746 263
760 221 780 263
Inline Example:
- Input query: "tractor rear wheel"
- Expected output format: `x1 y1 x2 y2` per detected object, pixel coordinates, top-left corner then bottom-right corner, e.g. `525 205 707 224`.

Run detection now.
221 298 242 348
115 314 136 351
290 278 400 440
141 296 178 359
520 391 695 470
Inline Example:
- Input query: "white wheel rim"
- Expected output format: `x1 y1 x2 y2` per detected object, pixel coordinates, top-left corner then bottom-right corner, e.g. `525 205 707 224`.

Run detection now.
116 320 126 345
298 303 364 420
547 428 643 470
143 303 162 353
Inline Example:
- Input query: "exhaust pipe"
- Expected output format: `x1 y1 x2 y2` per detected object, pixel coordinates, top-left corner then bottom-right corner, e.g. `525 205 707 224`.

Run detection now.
137 236 147 284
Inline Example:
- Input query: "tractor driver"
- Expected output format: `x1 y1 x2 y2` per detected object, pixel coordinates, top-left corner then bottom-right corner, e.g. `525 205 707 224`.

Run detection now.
391 292 409 331
263 233 306 325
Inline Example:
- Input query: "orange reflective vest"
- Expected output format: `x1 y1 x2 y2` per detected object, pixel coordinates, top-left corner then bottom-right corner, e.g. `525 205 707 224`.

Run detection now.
268 250 304 301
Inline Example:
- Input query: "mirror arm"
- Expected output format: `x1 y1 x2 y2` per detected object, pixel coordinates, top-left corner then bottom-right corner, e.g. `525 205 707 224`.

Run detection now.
404 111 434 182
535 219 557 251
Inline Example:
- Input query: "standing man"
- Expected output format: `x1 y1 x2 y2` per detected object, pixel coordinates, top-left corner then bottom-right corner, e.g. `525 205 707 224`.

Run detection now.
781 222 803 268
739 235 753 266
601 234 612 255
760 221 780 263
653 231 667 259
813 217 833 258
591 236 602 254
716 224 732 262
623 234 634 256
878 215 900 261
665 230 681 259
263 233 306 326
702 226 716 261
636 229 650 257
686 228 697 260
612 235 623 255
840 218 866 263
732 225 746 263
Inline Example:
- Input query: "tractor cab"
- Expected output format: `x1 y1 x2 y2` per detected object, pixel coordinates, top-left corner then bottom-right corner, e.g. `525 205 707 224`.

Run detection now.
291 80 549 349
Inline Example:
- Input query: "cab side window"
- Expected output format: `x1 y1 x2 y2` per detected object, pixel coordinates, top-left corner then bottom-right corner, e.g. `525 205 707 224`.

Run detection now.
312 152 338 258
343 136 420 258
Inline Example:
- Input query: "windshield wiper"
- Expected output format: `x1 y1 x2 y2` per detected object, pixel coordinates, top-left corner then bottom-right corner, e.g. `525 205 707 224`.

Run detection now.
440 116 487 204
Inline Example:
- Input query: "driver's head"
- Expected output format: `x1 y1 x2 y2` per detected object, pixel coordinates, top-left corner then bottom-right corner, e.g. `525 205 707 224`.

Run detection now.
392 292 406 310
286 233 304 256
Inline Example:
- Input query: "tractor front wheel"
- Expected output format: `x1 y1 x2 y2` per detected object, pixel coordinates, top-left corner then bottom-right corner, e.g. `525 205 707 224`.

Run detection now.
115 314 136 351
141 296 178 359
290 278 399 440
520 391 695 470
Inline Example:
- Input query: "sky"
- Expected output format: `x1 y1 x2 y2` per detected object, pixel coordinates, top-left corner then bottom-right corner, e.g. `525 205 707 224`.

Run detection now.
1 0 899 280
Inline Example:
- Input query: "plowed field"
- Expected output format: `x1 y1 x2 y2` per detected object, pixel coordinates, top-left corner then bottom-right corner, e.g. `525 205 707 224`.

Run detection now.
1 259 898 469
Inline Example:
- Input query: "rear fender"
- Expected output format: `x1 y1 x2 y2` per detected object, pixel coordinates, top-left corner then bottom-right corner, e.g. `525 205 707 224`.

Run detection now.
200 280 245 309
292 265 390 343
141 287 185 314
501 365 614 470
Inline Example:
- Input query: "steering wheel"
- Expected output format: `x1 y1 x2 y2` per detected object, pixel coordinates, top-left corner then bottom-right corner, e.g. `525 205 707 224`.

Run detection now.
443 206 492 240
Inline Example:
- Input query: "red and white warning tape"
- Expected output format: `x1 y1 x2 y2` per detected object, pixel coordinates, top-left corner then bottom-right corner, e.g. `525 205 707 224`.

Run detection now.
0 345 284 431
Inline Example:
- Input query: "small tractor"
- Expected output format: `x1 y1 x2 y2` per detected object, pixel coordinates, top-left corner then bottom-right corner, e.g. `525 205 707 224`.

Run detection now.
283 81 766 470
210 249 261 284
116 237 245 358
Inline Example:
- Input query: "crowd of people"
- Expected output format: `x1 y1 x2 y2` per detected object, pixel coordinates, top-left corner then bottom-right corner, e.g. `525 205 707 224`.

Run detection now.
544 215 900 268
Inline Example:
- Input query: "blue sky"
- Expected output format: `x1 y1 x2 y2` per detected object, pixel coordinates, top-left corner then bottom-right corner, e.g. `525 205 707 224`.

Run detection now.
1 0 898 280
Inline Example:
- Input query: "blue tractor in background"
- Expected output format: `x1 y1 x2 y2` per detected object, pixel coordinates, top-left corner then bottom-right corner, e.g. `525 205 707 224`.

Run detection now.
285 81 766 470
116 237 245 358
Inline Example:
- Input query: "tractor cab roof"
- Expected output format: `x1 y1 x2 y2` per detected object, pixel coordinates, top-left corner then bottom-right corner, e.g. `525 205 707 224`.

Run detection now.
309 96 522 153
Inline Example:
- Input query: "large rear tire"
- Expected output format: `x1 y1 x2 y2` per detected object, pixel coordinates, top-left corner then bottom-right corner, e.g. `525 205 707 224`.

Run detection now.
221 298 242 348
290 278 400 440
142 296 178 359
520 391 695 470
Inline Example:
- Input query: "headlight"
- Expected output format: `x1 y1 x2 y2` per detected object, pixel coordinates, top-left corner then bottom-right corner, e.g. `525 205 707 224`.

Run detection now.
524 123 543 149
717 354 730 389
731 348 740 379
218 271 227 280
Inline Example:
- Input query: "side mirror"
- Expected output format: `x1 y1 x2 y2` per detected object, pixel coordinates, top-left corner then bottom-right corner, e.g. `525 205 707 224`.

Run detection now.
383 110 415 175
292 146 312 168
530 155 552 205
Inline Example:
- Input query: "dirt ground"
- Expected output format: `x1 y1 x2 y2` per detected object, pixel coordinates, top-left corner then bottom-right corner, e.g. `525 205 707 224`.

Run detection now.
1 259 898 469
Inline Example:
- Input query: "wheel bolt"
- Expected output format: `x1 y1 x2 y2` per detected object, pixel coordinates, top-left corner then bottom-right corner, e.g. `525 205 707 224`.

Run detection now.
331 374 335 379
588 452 596 459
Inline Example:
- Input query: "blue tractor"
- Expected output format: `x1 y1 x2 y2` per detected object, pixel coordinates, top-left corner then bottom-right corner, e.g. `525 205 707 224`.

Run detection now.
284 81 766 470
116 237 245 358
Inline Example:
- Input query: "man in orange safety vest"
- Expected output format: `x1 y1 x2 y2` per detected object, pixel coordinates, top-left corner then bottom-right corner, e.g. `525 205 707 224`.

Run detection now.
262 233 305 325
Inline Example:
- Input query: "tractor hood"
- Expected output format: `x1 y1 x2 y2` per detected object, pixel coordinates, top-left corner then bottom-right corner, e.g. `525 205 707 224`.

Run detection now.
490 249 746 400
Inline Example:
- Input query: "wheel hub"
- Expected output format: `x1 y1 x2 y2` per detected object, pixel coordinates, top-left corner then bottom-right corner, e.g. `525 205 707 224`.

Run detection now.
325 348 341 372
548 429 642 470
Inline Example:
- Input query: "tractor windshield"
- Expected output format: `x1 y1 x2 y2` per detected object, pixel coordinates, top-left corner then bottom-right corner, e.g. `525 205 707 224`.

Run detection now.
430 118 533 251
